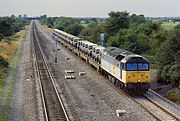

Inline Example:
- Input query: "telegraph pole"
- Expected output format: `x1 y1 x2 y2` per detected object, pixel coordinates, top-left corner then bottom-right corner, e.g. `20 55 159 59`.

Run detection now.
55 37 58 63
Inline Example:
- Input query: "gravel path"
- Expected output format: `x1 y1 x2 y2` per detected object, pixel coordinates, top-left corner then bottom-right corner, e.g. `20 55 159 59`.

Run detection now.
9 25 38 121
36 23 157 121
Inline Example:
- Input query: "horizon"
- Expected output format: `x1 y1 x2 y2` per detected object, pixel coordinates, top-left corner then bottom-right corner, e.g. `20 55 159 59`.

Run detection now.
2 14 180 18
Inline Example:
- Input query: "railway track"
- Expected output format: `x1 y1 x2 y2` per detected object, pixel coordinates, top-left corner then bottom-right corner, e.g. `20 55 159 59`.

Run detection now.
108 79 180 121
31 22 70 121
142 90 180 121
109 83 180 121
104 80 180 121
133 96 177 121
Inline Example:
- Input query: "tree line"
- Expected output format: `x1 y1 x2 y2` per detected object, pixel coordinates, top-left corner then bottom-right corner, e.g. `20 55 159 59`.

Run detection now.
0 16 29 79
39 12 180 86
0 16 28 41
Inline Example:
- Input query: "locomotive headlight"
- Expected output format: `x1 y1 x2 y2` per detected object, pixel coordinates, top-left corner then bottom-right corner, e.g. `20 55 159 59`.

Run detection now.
138 80 141 82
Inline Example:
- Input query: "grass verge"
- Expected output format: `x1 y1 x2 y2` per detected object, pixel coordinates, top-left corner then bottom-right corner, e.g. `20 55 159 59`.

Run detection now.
0 30 25 120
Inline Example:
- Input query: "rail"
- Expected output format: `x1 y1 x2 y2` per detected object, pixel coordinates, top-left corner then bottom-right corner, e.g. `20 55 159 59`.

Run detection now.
32 22 70 121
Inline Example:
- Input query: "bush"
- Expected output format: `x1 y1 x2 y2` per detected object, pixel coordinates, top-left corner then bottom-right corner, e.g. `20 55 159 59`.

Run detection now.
65 24 84 36
170 65 180 85
168 92 180 101
79 28 92 37
158 64 180 85
0 34 3 41
161 65 171 83
0 56 9 68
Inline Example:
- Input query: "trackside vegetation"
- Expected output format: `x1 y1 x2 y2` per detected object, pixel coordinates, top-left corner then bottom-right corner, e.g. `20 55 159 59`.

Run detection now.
0 16 28 83
0 30 25 120
0 16 27 120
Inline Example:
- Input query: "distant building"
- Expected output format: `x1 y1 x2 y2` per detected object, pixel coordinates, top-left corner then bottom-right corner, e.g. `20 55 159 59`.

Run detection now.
18 15 22 19
23 14 27 19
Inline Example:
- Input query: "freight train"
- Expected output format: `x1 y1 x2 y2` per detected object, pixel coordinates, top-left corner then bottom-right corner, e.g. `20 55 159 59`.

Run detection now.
52 29 150 94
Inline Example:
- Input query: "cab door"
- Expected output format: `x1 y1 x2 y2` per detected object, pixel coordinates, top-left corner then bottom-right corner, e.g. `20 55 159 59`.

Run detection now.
120 63 125 79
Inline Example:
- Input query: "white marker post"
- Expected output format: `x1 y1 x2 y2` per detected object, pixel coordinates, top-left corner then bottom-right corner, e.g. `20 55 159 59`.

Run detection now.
100 33 105 46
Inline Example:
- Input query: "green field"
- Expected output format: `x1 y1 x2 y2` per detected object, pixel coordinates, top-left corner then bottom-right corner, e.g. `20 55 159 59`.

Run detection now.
81 23 90 28
161 21 180 30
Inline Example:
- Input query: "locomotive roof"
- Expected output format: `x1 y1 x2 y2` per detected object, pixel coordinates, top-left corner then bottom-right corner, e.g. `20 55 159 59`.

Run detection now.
121 55 149 63
104 47 149 63
104 47 134 57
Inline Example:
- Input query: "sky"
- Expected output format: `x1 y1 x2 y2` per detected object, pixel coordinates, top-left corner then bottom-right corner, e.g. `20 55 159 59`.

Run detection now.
0 0 180 17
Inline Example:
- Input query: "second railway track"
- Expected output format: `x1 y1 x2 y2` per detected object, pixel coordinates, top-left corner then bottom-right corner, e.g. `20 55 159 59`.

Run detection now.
31 21 70 121
142 90 180 121
133 94 179 121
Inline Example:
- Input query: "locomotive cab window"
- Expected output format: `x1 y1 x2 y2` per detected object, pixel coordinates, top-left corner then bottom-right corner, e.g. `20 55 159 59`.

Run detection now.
138 63 149 71
126 63 137 71
126 63 149 71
